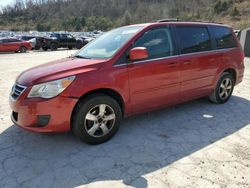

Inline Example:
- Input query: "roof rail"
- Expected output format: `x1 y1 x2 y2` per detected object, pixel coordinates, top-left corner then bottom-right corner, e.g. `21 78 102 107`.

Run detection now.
157 19 224 25
157 18 180 22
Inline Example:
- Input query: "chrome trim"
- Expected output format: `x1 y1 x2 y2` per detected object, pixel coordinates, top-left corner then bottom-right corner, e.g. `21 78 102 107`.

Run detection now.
10 83 27 101
113 47 237 67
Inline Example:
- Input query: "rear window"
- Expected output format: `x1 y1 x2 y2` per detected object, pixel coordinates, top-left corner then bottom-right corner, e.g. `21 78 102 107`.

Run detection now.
176 26 212 54
211 26 238 49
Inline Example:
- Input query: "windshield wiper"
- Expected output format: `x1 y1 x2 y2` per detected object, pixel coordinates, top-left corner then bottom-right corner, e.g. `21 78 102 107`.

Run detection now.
72 55 91 59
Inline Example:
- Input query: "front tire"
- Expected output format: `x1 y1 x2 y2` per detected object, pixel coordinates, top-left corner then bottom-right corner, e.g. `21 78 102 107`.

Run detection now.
209 72 235 104
76 43 82 49
19 46 27 53
42 47 48 51
72 94 122 144
50 43 58 51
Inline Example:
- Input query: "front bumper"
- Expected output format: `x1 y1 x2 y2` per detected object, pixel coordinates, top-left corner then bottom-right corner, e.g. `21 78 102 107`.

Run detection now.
9 88 78 133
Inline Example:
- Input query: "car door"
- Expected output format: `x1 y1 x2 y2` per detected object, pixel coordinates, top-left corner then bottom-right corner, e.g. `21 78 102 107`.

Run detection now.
0 39 3 51
59 34 67 46
9 39 21 51
1 39 14 51
67 34 76 46
175 25 219 102
128 26 180 113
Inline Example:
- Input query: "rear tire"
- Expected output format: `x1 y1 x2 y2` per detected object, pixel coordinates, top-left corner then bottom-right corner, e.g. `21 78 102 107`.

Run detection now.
209 72 235 104
76 43 82 49
72 94 122 145
19 46 27 53
42 47 48 51
50 43 58 51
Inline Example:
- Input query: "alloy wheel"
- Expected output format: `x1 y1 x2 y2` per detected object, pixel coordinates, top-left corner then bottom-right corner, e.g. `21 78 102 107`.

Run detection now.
84 104 116 138
219 78 232 100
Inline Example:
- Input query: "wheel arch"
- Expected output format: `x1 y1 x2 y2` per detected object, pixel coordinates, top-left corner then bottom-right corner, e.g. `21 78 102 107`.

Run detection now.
70 88 125 129
223 68 237 82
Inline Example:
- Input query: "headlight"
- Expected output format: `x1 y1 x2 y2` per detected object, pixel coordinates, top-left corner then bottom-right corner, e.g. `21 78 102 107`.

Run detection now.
28 76 75 99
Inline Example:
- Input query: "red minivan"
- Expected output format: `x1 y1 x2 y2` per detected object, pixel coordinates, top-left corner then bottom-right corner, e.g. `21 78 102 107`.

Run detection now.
0 38 32 53
9 21 245 144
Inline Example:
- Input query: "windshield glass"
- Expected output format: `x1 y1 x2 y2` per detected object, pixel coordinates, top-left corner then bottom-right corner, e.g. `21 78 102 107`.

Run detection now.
74 26 143 59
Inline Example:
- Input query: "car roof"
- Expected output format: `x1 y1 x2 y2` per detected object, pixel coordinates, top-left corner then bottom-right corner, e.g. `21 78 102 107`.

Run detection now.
125 21 231 29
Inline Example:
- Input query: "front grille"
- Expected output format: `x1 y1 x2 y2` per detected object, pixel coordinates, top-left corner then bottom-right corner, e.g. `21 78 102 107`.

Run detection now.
11 84 26 100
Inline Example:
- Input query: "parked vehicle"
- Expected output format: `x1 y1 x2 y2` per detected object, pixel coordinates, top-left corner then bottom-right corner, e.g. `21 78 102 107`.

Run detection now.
78 36 95 45
19 35 36 41
0 38 32 53
9 21 244 144
41 33 84 51
28 38 36 49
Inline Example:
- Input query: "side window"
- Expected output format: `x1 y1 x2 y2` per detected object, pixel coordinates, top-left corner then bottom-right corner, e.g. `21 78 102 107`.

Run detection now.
211 26 237 49
176 26 211 54
67 34 73 39
11 39 20 42
8 39 14 43
134 27 174 59
61 34 67 39
2 39 8 43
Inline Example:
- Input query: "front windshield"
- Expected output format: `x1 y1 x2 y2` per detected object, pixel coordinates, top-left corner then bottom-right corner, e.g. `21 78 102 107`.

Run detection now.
74 26 143 59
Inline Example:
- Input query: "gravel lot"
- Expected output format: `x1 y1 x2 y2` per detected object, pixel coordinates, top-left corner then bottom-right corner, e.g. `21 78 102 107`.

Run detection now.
0 51 249 188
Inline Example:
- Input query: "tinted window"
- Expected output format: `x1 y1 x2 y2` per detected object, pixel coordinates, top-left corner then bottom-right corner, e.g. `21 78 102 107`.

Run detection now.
50 33 60 38
211 26 237 49
8 39 20 43
134 27 174 59
2 39 8 43
21 36 34 40
61 34 67 39
176 26 211 54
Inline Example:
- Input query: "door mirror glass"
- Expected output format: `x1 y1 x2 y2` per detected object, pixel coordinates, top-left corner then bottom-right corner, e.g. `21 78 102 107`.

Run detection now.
129 47 149 61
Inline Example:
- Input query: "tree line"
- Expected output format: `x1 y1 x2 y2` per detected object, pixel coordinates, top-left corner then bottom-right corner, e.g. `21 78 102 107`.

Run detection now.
0 0 248 31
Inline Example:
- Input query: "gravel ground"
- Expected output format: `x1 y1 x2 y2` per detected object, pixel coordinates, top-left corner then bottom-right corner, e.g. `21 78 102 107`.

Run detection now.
0 50 249 188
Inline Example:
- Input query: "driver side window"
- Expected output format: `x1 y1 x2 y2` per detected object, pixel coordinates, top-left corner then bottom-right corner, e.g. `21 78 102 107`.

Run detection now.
134 27 174 60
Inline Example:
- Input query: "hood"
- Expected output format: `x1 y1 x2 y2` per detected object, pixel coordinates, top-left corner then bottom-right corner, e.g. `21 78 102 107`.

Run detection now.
17 57 106 86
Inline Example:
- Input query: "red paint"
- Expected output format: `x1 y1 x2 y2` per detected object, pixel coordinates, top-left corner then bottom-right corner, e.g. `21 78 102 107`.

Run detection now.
129 47 149 61
0 38 32 52
9 22 245 132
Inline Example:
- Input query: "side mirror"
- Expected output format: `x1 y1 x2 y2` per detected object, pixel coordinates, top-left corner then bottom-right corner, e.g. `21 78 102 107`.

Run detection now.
129 47 149 61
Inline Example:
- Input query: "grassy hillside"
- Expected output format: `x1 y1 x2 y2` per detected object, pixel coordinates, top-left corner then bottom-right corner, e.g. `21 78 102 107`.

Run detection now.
0 0 249 31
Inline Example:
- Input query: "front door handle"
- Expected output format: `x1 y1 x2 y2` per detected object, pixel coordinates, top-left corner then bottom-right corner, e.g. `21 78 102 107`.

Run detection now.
167 62 178 67
183 60 192 65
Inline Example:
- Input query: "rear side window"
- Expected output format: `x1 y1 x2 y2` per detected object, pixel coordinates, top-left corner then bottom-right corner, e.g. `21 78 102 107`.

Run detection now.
8 39 20 42
134 27 174 59
176 26 211 54
211 26 237 49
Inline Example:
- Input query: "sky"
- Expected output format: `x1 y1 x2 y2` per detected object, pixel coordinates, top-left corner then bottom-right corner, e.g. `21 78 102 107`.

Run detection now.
0 0 15 8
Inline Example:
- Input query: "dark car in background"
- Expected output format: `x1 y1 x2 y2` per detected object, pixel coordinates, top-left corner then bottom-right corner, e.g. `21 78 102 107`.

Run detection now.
41 33 84 51
0 38 32 53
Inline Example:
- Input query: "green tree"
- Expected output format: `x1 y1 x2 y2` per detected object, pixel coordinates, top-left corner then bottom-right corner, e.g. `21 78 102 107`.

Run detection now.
214 0 229 14
230 7 240 17
122 10 132 25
